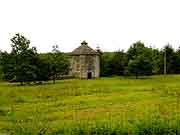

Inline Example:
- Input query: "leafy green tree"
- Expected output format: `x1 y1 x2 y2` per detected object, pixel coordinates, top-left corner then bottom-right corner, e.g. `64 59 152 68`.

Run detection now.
159 44 176 74
0 66 2 80
1 34 70 84
10 33 39 84
100 52 114 76
151 48 161 74
127 42 153 78
174 47 180 74
0 51 4 79
48 45 70 84
128 50 153 78
127 41 145 60
110 50 128 75
0 51 16 81
0 34 40 84
31 54 50 82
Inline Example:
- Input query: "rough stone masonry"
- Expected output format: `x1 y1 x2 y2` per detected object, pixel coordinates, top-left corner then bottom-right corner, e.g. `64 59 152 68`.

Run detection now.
69 41 101 79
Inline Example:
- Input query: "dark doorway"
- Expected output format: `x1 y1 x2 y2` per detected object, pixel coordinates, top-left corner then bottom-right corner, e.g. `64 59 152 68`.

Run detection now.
87 72 92 79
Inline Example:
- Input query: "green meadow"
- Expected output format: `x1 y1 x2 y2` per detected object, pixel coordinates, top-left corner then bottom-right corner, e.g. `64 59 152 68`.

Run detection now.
0 75 180 134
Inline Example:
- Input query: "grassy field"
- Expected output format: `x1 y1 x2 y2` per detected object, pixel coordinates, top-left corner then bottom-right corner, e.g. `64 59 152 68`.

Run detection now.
0 75 180 134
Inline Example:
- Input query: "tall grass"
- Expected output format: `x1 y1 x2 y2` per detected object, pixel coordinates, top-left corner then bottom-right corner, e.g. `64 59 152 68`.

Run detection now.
9 118 180 135
0 75 180 134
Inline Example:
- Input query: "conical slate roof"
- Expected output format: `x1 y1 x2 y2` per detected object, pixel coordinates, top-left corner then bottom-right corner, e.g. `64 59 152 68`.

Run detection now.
71 41 99 55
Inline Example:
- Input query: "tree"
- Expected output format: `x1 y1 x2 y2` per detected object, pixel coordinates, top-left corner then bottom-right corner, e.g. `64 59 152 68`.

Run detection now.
0 33 39 84
127 42 153 78
128 51 153 78
151 48 161 74
0 51 4 79
127 41 145 60
174 47 180 74
159 44 176 74
1 34 70 84
11 34 39 84
48 45 70 84
110 50 128 75
0 51 16 81
100 52 114 76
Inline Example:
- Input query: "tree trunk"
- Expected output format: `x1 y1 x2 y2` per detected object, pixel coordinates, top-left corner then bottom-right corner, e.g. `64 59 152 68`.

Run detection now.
53 75 55 84
136 72 138 79
20 82 23 86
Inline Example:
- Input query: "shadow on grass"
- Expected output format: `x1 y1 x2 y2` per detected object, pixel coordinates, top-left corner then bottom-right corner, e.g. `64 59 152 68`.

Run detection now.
112 75 153 80
2 79 75 87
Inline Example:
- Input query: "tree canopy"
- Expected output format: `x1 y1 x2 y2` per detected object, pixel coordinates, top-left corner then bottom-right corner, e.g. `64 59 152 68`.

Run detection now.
1 35 180 81
0 34 70 84
100 41 180 78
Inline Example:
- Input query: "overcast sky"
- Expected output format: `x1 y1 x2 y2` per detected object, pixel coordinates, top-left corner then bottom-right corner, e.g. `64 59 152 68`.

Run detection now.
0 0 180 52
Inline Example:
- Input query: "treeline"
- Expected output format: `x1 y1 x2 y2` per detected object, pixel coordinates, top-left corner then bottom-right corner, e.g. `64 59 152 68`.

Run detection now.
0 33 180 84
101 41 180 78
0 34 70 85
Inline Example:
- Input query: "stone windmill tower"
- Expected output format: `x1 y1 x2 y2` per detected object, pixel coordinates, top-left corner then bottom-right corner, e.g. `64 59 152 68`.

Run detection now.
70 41 101 79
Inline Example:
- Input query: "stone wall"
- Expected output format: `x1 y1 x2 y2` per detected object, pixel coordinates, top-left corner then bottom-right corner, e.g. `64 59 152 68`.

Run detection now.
70 54 100 79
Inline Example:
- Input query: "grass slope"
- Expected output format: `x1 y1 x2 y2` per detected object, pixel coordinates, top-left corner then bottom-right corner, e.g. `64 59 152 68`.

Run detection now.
0 75 180 134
